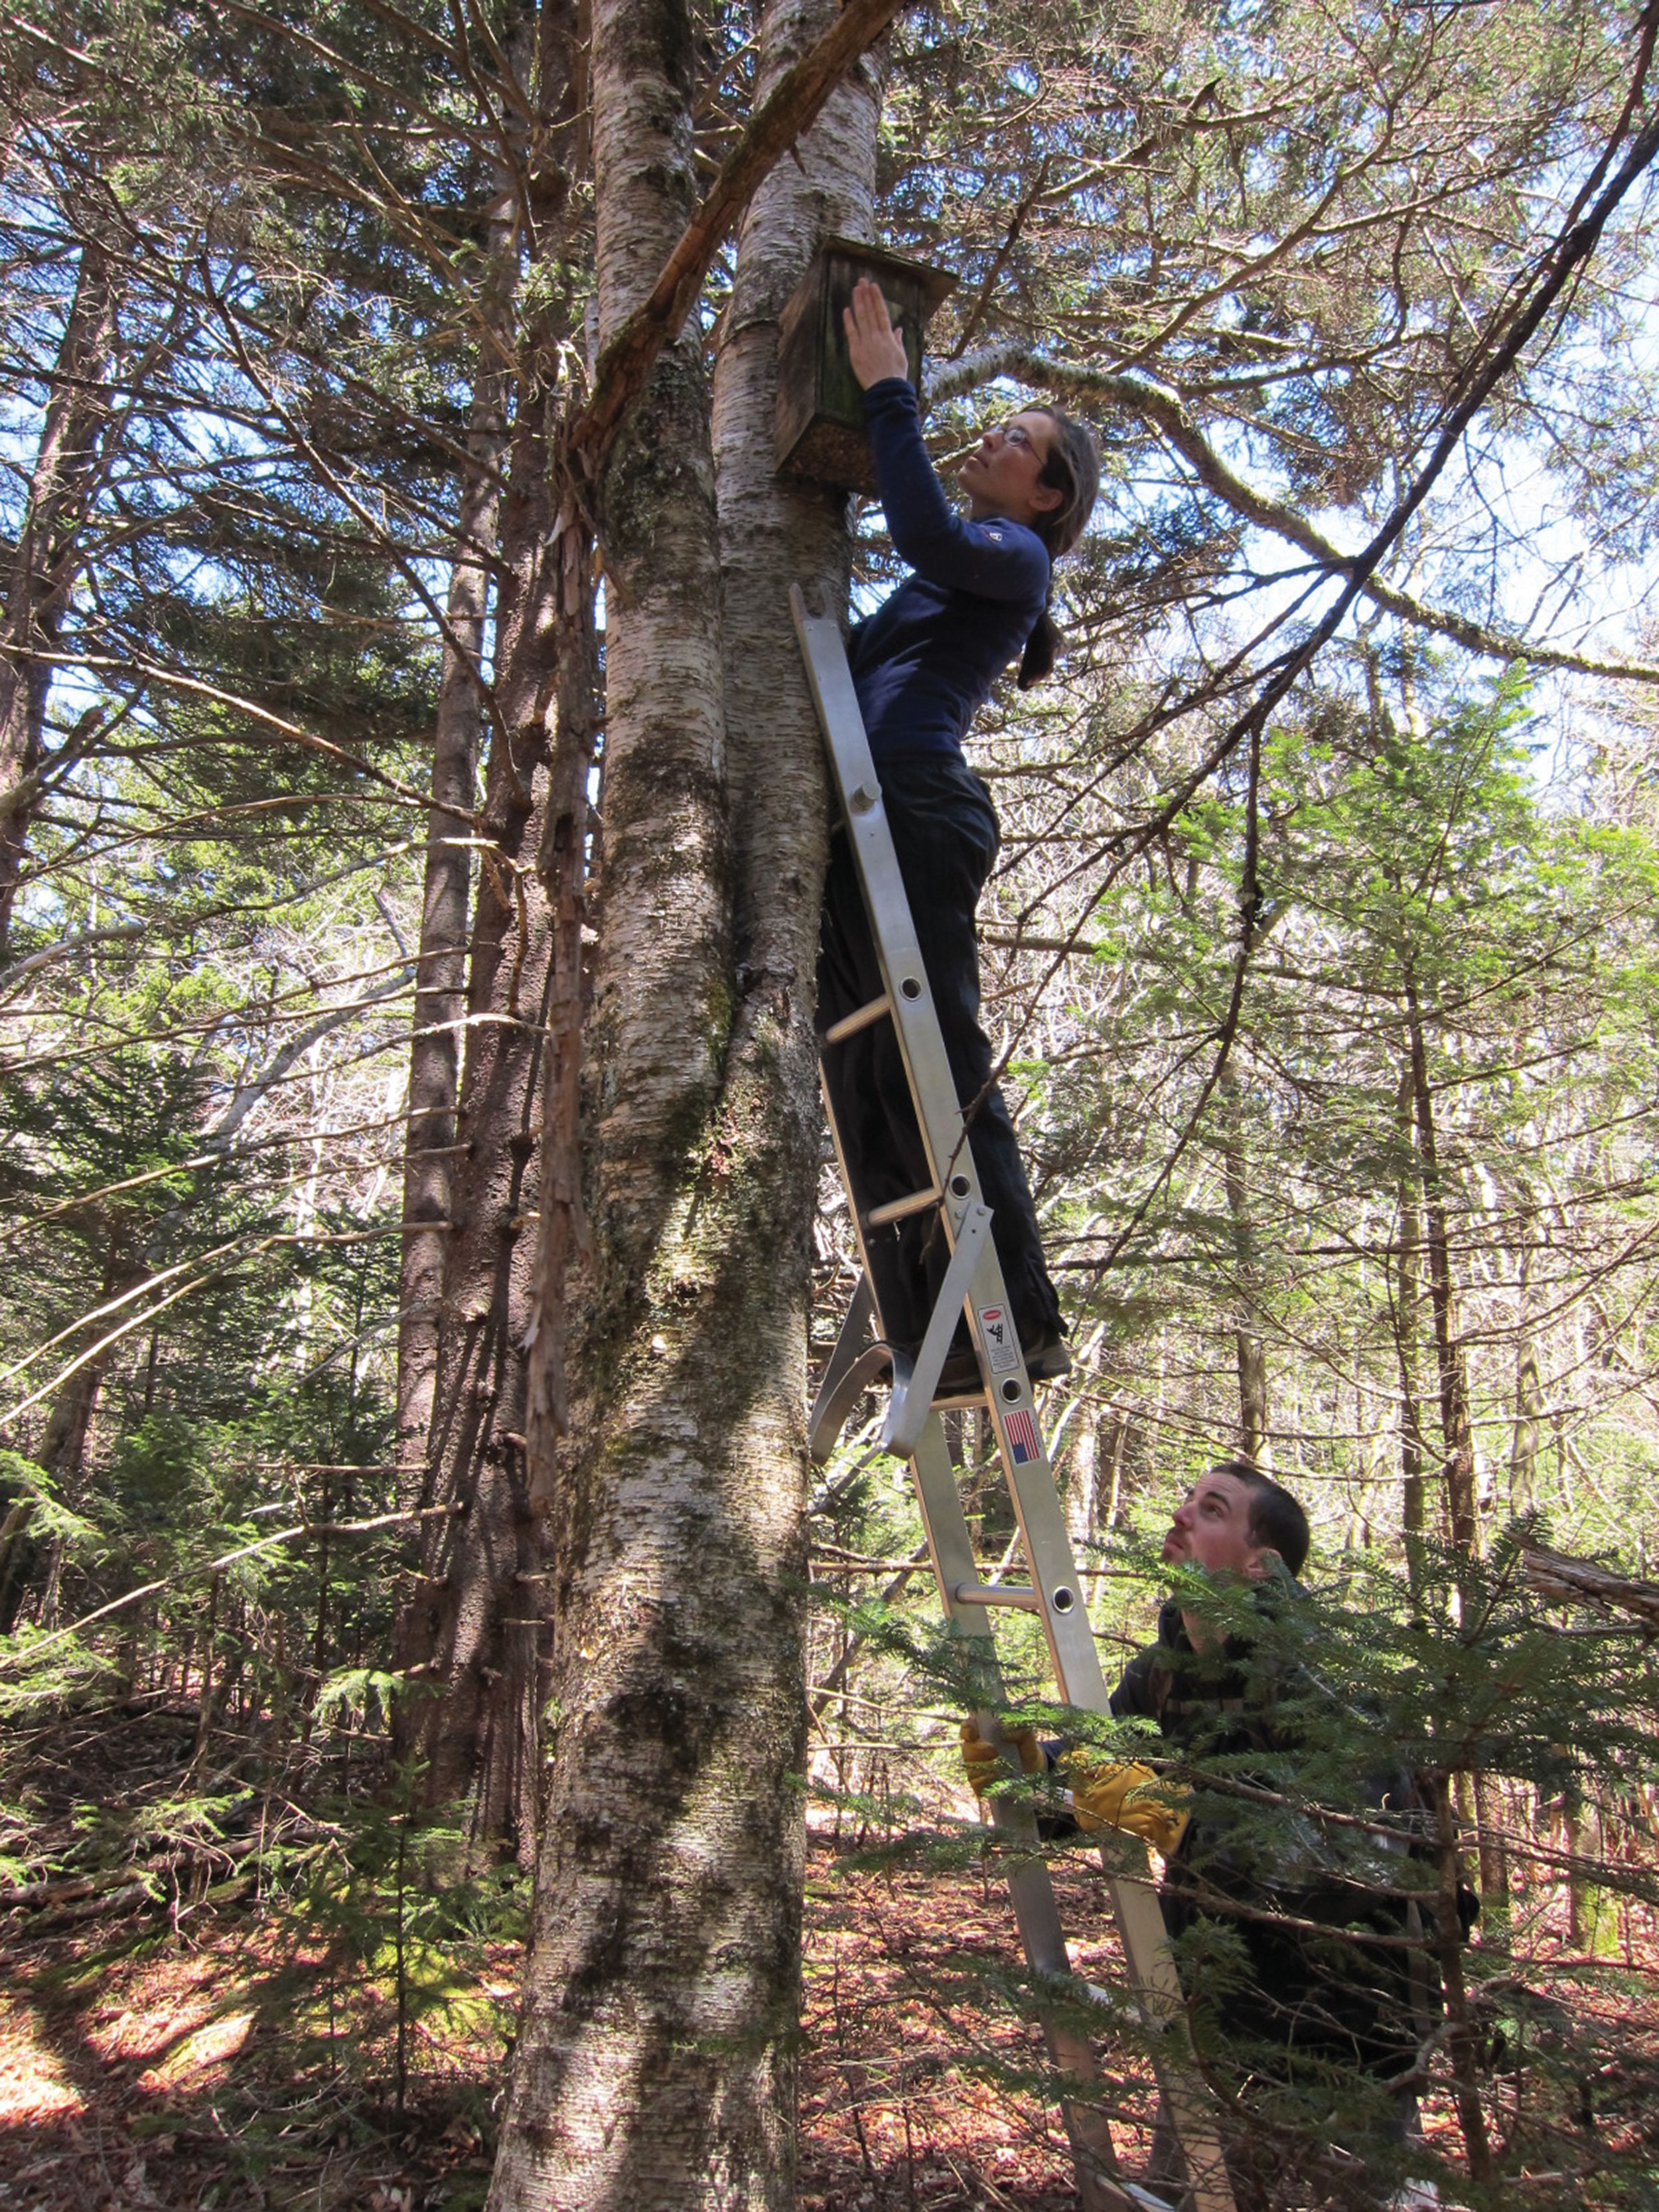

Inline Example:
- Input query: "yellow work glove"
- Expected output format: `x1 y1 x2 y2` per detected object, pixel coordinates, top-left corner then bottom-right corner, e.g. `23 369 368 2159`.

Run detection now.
1062 1753 1190 1854
960 1717 1044 1801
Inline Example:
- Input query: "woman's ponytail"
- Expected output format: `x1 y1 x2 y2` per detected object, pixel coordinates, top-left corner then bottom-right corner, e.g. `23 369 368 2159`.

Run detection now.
1018 601 1058 690
1019 409 1100 686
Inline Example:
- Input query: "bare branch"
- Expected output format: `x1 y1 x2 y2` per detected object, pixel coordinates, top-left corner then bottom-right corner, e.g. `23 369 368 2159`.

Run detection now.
934 346 1659 688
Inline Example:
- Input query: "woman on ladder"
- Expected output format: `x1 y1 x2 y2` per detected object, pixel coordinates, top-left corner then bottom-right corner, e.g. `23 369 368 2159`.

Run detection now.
818 277 1099 1390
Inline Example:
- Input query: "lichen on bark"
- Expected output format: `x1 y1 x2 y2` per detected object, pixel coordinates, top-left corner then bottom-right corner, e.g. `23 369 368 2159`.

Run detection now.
489 0 879 2199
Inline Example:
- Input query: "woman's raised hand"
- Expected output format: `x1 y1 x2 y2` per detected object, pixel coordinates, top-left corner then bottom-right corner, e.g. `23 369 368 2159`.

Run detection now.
842 276 910 390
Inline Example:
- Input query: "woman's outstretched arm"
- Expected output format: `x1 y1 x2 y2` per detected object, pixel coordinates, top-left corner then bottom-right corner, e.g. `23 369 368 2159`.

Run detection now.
843 277 1048 605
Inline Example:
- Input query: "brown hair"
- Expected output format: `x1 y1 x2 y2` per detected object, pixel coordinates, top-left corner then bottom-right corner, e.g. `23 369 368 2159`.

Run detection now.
1208 1457 1311 1578
1017 407 1100 690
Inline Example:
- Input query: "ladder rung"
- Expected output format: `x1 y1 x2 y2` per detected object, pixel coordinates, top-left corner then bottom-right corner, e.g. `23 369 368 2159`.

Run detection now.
952 1581 1040 1613
823 993 891 1045
867 1185 941 1228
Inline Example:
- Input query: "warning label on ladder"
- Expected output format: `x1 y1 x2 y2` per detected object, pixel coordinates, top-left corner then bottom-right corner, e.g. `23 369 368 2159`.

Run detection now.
976 1305 1021 1373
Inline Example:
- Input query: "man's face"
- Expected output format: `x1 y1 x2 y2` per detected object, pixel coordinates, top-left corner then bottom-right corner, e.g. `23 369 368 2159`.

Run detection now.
1161 1473 1265 1578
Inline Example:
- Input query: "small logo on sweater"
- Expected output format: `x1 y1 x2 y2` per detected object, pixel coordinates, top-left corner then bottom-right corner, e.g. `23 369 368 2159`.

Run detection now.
981 524 1005 543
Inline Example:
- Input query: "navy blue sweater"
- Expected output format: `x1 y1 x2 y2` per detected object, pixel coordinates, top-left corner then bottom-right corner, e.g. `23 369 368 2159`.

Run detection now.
849 379 1050 763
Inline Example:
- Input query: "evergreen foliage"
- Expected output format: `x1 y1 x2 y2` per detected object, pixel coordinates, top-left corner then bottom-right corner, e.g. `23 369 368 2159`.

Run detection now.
4 0 1659 2199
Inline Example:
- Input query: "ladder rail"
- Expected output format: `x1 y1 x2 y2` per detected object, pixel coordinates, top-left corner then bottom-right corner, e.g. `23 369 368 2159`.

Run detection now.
794 583 1238 2212
796 585 1108 1709
912 1414 1136 2212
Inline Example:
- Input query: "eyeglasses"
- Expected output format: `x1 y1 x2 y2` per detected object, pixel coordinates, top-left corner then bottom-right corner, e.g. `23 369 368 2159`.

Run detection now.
998 423 1067 486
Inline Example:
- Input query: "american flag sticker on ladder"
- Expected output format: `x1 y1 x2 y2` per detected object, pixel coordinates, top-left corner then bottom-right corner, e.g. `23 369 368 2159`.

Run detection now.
1003 1407 1041 1465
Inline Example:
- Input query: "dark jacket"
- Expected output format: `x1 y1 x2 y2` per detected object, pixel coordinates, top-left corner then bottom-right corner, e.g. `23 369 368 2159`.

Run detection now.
848 378 1049 764
1110 1585 1447 2081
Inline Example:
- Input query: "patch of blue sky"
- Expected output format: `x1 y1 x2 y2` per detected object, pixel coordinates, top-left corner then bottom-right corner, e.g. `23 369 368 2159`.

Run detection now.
1130 269 1657 767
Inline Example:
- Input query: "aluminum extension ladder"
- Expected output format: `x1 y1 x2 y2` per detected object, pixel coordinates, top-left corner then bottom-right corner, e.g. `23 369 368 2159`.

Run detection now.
793 583 1236 2212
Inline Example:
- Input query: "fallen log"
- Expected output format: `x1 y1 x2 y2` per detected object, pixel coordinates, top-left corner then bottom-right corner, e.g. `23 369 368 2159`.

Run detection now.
1520 1540 1659 1632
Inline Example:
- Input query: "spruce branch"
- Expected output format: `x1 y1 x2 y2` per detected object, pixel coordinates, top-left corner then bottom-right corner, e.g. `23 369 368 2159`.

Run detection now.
0 1506 461 1676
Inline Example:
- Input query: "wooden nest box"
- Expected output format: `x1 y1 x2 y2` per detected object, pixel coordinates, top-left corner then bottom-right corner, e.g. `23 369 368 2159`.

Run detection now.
775 237 957 494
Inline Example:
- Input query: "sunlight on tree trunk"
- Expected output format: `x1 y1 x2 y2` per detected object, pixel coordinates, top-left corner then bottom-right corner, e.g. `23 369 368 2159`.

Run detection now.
490 0 879 2196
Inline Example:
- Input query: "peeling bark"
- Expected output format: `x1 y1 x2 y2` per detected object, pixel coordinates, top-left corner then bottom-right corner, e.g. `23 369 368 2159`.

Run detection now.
398 331 513 1522
391 3 587 1856
394 254 513 1514
392 386 559 1852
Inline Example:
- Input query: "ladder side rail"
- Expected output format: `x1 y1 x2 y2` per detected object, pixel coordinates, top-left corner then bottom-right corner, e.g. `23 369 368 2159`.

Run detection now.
955 1224 1113 1708
911 1416 1133 2212
794 587 1111 1710
796 585 1237 2212
1107 1876 1238 2212
922 1414 1234 2212
793 591 984 1210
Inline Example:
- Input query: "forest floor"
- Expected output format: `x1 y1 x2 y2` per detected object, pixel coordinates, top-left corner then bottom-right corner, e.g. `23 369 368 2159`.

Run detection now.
0 1822 1106 2212
0 1703 1125 2212
0 1708 1648 2210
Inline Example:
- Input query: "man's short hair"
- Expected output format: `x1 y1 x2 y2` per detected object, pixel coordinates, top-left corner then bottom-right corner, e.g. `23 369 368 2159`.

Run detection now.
1209 1458 1310 1578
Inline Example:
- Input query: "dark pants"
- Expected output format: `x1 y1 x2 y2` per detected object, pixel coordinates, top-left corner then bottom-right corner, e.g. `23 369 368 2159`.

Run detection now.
816 752 1063 1352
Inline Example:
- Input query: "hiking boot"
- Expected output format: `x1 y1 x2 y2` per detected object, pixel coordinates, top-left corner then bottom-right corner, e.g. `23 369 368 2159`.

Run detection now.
1020 1328 1070 1382
876 1327 1070 1398
932 1328 1070 1394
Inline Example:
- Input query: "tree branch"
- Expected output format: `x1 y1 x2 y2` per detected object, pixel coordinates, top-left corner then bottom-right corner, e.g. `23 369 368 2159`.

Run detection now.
0 1506 461 1675
571 0 903 462
934 344 1659 688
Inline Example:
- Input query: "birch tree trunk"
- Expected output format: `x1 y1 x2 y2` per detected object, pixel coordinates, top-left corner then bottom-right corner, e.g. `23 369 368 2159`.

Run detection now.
0 236 119 956
491 0 878 2195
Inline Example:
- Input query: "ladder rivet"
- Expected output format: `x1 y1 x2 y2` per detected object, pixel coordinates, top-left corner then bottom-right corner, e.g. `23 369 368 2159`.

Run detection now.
1051 1586 1076 1614
899 975 922 999
949 1173 970 1197
999 1378 1021 1404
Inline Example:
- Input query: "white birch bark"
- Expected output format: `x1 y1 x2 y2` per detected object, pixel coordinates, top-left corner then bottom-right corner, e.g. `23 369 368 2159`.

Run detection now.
492 0 877 2200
